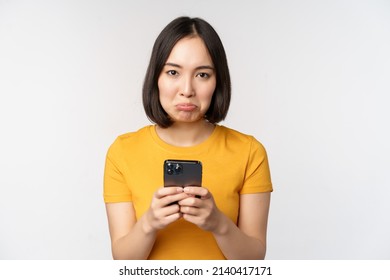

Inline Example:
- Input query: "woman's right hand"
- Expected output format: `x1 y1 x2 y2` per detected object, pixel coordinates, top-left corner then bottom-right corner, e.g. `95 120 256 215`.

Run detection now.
143 187 188 233
106 187 188 259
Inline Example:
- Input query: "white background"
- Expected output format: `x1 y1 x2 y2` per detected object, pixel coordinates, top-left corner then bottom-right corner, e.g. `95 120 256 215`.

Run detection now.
0 0 389 259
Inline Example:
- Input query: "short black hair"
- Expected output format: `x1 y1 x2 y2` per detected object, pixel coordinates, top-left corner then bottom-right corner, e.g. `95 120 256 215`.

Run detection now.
142 16 231 128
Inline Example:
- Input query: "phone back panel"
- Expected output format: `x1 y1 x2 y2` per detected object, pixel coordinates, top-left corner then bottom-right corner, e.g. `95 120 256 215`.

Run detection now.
164 159 202 187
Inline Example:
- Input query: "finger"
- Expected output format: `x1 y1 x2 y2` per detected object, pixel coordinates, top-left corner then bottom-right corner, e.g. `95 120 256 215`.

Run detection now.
161 192 189 207
183 186 210 198
155 210 182 228
160 203 181 216
151 202 181 222
182 213 202 226
178 196 199 207
179 205 199 215
155 187 183 199
163 212 182 225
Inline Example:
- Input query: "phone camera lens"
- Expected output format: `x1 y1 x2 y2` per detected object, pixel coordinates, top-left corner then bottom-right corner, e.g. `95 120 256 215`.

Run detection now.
174 163 182 174
166 163 174 175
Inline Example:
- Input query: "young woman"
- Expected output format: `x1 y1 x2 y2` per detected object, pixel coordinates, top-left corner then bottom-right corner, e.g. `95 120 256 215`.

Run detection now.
104 16 273 260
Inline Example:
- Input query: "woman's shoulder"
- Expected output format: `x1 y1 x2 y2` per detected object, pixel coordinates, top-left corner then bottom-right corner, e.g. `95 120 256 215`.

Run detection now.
108 125 154 151
217 125 266 151
115 125 152 141
218 125 254 141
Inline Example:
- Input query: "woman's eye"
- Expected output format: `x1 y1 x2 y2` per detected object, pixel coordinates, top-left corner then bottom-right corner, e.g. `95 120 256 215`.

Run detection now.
167 70 178 76
197 72 210 78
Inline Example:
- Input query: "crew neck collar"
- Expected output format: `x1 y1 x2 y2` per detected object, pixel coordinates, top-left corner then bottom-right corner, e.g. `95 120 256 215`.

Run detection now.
148 124 221 156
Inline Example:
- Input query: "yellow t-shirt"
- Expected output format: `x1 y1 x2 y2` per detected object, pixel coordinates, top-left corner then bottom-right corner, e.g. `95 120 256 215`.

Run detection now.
104 125 273 259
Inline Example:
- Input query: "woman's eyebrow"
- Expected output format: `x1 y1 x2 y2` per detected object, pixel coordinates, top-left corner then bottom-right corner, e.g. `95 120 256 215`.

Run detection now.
164 62 214 70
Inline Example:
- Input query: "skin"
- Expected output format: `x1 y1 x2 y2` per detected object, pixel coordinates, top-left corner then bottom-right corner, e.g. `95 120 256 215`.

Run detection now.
156 36 217 146
105 36 271 259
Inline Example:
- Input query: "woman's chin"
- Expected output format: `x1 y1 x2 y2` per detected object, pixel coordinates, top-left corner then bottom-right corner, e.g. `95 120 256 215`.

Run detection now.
170 112 203 123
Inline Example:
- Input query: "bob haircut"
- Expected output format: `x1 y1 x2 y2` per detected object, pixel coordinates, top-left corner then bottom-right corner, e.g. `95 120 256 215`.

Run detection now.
142 16 231 128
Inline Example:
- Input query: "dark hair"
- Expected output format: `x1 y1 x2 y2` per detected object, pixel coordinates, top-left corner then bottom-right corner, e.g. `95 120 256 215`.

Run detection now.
142 17 231 128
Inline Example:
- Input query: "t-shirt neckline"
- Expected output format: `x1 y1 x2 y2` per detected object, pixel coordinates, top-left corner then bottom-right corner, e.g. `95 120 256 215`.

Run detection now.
148 124 222 156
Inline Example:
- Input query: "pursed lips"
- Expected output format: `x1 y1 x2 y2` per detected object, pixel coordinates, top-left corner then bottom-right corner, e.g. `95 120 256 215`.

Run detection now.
176 103 198 111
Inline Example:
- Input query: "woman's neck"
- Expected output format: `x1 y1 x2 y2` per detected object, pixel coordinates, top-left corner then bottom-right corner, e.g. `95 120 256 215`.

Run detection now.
155 120 215 147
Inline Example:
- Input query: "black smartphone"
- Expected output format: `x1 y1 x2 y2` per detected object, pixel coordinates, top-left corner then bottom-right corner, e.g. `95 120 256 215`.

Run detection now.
163 159 202 187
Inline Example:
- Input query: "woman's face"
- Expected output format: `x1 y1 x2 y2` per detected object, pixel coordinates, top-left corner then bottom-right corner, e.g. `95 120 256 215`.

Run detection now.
158 36 216 124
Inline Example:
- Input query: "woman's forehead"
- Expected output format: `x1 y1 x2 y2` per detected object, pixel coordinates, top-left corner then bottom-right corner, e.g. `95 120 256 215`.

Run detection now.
165 36 214 68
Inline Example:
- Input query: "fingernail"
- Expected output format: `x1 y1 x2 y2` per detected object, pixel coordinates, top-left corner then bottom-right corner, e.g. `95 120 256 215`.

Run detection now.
176 187 183 192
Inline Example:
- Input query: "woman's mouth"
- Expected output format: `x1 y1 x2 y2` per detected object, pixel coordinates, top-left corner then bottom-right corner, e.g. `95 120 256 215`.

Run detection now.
176 103 197 112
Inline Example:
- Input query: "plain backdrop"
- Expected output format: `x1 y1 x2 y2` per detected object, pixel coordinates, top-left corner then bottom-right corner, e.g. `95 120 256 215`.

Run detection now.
1 0 389 259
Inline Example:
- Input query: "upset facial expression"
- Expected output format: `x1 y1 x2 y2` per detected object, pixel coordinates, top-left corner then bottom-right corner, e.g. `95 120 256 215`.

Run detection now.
158 36 216 124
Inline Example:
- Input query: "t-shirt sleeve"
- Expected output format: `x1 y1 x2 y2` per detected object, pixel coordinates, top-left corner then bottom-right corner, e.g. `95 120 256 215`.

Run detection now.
240 137 273 194
103 138 133 203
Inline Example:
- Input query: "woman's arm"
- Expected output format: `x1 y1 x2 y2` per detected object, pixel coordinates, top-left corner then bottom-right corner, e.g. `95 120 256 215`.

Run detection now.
179 188 271 259
105 187 188 259
214 192 271 259
106 202 156 259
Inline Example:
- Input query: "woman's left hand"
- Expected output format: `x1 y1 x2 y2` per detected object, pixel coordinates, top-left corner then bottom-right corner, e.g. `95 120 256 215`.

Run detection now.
178 187 223 233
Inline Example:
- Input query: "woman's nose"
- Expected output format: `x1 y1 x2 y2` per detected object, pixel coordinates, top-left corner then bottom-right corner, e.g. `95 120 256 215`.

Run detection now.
179 76 195 97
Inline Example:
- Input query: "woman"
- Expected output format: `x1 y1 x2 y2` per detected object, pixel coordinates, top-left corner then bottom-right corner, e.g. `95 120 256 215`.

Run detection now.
104 16 273 260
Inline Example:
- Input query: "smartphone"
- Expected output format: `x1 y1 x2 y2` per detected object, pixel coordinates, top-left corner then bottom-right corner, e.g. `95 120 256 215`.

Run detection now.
163 159 202 187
